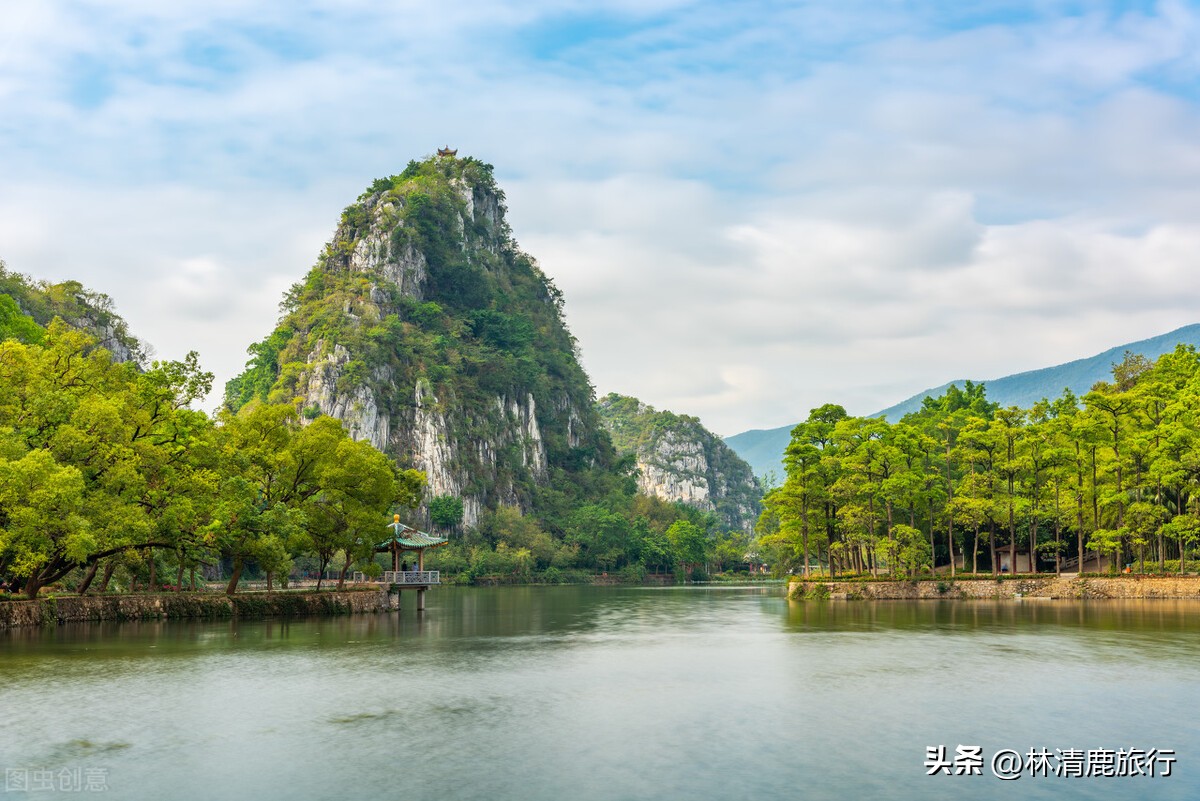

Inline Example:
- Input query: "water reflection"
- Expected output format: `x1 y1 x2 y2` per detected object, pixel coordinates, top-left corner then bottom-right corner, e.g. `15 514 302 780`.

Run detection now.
783 597 1200 638
1 588 1196 801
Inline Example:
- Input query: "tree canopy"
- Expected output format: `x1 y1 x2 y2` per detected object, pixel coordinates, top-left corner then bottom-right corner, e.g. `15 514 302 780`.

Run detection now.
760 347 1200 578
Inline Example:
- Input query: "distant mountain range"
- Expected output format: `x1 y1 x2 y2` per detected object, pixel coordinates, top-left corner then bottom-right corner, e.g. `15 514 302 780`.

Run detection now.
725 324 1200 481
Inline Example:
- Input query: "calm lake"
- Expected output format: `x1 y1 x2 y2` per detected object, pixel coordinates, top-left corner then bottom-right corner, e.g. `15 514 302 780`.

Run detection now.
1 586 1198 800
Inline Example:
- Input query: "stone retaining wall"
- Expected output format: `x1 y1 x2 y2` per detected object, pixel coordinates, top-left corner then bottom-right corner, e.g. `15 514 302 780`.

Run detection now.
787 575 1200 601
0 589 389 629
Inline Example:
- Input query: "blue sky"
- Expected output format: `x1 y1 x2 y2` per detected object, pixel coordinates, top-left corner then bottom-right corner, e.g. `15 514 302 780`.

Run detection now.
3 0 1200 434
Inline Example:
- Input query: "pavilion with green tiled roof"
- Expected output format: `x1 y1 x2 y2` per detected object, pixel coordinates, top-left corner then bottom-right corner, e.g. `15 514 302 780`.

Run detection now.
375 515 448 576
376 524 448 553
367 516 449 611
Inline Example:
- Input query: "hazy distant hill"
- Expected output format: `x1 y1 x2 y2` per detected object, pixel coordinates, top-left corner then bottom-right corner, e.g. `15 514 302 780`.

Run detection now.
873 324 1200 420
726 324 1200 480
722 424 795 485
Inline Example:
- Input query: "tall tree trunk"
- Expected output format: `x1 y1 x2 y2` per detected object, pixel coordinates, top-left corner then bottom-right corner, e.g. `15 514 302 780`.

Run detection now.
801 498 810 578
1054 483 1062 577
1075 441 1086 574
1008 499 1017 575
944 437 955 576
1157 480 1165 572
925 497 935 574
316 554 329 591
148 548 156 591
175 559 185 592
972 524 980 574
77 561 101 595
225 556 244 596
989 522 997 576
868 495 879 577
943 506 955 578
98 559 116 593
1076 482 1086 574
337 550 351 590
23 574 43 600
1090 445 1099 532
1029 472 1040 575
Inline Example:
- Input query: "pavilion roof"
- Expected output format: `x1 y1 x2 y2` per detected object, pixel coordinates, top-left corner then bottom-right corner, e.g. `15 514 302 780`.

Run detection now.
375 523 448 551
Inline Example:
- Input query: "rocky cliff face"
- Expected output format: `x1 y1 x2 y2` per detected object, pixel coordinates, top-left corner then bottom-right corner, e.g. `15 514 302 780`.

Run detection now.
225 155 613 527
595 393 761 531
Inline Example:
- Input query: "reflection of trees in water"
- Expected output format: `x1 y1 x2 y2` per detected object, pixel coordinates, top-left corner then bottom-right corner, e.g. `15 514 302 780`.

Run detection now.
783 598 1200 638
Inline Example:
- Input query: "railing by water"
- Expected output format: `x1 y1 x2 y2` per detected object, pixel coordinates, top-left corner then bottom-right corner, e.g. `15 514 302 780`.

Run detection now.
352 571 440 585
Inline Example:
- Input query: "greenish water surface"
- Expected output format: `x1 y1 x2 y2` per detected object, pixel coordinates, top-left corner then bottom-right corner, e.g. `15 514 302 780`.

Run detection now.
1 587 1197 800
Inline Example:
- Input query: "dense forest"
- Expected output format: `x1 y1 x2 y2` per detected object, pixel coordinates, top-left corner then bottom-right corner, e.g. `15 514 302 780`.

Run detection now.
0 311 426 599
759 348 1200 578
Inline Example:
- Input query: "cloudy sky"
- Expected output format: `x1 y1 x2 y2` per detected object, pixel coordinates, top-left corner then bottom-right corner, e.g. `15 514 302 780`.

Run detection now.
3 1 1200 436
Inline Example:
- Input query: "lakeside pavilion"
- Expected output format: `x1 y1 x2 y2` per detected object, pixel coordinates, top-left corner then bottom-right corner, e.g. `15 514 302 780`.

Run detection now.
372 514 448 611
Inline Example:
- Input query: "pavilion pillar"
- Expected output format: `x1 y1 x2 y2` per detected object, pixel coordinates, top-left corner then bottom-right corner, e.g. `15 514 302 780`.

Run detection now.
417 550 425 572
417 588 426 612
392 544 399 572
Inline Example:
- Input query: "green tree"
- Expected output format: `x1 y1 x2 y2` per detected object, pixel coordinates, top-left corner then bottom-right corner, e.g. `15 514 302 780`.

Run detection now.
0 294 43 344
209 405 305 594
477 505 557 568
429 494 465 535
567 505 630 571
0 322 215 597
666 519 707 579
304 430 421 589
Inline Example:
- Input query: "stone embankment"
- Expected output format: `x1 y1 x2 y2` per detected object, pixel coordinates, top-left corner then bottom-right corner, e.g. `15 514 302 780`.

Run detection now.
0 589 388 629
788 575 1200 601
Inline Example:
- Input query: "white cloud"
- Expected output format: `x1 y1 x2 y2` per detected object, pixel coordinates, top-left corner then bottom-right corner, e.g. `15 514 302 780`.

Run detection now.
5 1 1200 434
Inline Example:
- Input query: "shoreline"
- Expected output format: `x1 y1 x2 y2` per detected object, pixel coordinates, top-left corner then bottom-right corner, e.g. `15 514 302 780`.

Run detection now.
0 588 389 629
788 575 1200 600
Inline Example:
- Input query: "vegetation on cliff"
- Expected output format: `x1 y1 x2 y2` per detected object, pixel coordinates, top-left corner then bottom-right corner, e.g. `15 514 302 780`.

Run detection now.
595 393 761 531
225 155 613 519
0 261 145 364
